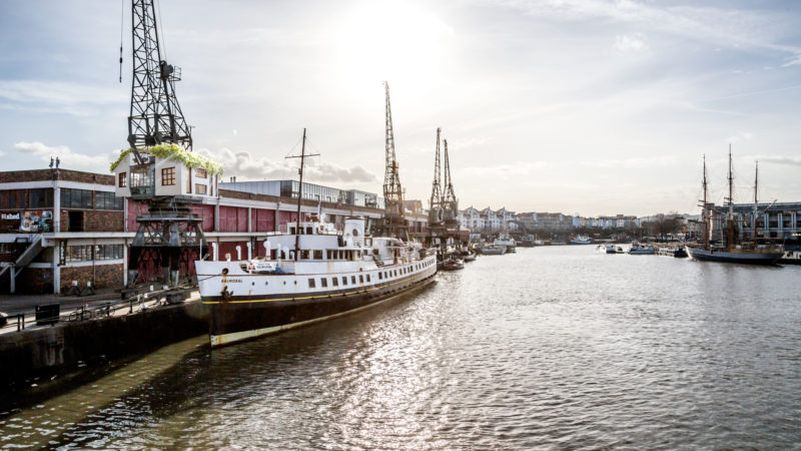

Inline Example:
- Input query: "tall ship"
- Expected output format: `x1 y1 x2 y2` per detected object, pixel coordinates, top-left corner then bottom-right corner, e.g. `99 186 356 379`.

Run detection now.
686 150 783 265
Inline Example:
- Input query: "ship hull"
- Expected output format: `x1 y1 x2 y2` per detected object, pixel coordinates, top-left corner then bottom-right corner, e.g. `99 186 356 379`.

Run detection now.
686 246 783 265
201 262 437 347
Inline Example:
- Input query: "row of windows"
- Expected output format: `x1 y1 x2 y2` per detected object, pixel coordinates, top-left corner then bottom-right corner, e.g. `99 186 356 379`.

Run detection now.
306 258 434 289
61 188 123 210
64 244 124 262
0 189 53 209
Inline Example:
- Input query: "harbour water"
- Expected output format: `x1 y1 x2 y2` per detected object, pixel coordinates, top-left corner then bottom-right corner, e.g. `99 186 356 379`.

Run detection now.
2 246 801 449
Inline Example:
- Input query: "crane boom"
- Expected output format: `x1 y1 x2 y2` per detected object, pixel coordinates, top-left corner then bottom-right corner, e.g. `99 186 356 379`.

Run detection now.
128 0 192 163
379 81 408 239
429 127 443 225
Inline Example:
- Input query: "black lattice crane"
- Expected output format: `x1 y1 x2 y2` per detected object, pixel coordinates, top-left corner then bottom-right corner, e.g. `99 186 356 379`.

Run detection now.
122 0 206 289
378 81 409 240
441 138 459 229
428 127 444 227
128 0 192 163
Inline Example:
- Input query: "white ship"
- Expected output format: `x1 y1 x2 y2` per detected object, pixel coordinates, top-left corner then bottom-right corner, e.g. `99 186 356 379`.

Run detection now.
195 216 437 347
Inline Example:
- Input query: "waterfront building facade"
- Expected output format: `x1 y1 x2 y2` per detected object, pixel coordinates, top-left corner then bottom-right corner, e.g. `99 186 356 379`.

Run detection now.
1 169 428 295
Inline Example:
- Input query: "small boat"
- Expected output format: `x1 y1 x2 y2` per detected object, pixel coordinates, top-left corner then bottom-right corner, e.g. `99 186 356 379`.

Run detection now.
657 247 688 258
494 234 516 253
570 235 593 245
441 256 465 271
628 242 655 255
462 252 477 262
480 244 506 255
598 244 622 254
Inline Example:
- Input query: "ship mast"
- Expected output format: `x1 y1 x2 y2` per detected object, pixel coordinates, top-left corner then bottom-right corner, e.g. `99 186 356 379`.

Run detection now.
700 154 709 248
725 146 736 249
286 128 319 261
753 160 759 240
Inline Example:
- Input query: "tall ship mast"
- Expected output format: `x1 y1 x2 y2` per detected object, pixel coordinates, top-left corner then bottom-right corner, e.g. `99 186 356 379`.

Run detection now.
686 148 783 265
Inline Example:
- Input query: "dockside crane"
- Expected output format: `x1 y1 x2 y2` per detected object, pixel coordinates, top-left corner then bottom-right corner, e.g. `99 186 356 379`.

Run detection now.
428 128 444 227
377 82 409 240
441 138 459 229
120 0 208 290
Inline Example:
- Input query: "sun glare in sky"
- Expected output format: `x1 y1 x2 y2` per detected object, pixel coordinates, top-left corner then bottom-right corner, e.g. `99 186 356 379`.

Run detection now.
332 1 453 97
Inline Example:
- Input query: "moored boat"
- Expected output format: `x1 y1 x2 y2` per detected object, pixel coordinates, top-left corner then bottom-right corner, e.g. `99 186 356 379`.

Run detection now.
628 242 655 255
656 246 688 258
196 216 437 347
480 244 506 255
686 151 783 265
570 235 593 245
441 255 465 270
494 234 516 253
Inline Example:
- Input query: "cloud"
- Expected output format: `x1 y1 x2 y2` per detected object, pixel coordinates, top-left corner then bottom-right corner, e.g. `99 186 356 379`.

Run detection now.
197 147 376 184
14 141 110 170
456 161 547 178
753 156 801 167
580 155 678 169
0 80 123 117
492 0 801 60
726 132 754 144
615 34 648 53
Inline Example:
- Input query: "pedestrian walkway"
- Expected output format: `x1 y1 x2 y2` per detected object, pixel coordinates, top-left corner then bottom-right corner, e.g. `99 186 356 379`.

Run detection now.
0 289 201 335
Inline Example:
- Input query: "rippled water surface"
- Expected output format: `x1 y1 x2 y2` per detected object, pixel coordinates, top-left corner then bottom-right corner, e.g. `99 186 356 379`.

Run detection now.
3 246 801 449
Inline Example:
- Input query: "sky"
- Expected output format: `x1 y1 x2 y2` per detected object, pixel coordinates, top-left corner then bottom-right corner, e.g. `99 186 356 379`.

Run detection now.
1 0 800 217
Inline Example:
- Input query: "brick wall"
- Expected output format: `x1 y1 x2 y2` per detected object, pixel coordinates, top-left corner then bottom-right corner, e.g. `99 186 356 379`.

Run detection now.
15 268 53 294
60 264 123 292
0 169 114 185
84 211 124 232
60 210 124 232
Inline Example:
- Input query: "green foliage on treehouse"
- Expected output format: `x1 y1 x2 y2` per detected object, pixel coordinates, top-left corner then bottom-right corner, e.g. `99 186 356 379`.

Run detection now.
110 144 224 175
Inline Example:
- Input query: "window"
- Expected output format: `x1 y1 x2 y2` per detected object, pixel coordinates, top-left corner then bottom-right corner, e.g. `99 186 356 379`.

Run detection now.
118 172 127 187
351 276 357 285
342 276 348 286
161 167 176 186
313 250 323 260
195 168 208 178
378 272 383 280
65 244 123 262
60 189 93 209
321 278 328 288
95 192 123 210
308 278 316 288
366 274 371 282
359 275 364 283
332 277 339 287
195 184 208 195
29 189 53 208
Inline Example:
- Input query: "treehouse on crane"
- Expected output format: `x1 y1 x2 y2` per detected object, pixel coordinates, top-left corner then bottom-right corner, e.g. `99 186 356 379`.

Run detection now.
111 144 222 200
